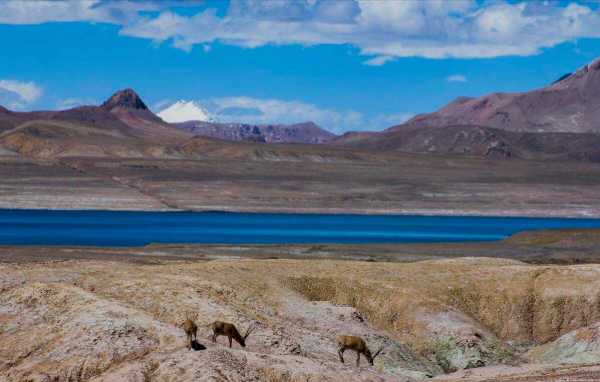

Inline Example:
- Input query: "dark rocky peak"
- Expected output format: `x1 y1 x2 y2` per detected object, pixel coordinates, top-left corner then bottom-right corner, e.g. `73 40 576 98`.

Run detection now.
101 88 148 111
552 73 572 85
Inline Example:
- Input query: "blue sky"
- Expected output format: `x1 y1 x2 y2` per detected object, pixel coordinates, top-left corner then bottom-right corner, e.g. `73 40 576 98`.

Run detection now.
1 0 600 133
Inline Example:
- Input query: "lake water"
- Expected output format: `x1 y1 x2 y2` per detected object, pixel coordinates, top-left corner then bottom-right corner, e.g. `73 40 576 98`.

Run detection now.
1 209 600 246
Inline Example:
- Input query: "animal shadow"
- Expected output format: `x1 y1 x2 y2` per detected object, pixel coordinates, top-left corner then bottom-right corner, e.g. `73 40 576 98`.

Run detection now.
191 340 206 351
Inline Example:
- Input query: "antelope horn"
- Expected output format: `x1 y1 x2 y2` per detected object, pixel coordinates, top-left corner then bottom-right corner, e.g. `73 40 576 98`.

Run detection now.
243 324 255 339
372 346 385 360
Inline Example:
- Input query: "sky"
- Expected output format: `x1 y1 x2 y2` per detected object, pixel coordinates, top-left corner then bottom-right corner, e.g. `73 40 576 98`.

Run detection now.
1 0 600 133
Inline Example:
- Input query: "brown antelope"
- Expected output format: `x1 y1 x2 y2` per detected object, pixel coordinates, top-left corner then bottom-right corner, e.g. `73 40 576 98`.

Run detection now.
182 312 198 350
210 321 254 348
337 335 384 367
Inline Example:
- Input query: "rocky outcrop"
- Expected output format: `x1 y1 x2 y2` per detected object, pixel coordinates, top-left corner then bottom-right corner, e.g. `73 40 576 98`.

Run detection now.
101 88 149 111
175 120 336 144
527 321 600 364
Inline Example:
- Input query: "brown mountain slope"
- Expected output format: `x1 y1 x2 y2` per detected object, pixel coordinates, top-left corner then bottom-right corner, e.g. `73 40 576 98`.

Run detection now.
0 89 190 141
397 57 600 134
174 120 336 144
334 124 600 162
0 120 181 159
0 89 193 159
177 135 372 162
334 56 600 161
0 107 48 133
102 89 191 140
0 105 136 137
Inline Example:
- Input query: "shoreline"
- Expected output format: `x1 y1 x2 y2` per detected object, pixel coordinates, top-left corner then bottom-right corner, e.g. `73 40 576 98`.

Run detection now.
1 205 600 219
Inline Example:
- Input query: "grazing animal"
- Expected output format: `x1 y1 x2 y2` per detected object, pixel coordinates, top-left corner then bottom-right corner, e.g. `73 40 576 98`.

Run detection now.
210 321 254 348
337 335 384 366
182 312 198 350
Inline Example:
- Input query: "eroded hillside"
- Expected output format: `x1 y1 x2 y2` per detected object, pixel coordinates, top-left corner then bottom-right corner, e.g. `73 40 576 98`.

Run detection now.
2 257 600 381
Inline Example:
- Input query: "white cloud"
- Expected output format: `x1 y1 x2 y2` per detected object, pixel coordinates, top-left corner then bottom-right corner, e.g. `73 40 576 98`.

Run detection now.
0 79 42 110
0 1 188 25
187 96 408 133
2 1 598 62
118 0 600 62
55 98 97 110
363 56 395 66
204 96 360 133
446 74 468 83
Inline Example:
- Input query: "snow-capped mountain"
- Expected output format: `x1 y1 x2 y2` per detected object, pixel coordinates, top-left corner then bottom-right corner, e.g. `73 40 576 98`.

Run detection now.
157 100 214 123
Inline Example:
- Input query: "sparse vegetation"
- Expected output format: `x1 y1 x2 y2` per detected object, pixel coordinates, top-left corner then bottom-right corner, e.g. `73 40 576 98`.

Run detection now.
3 257 600 381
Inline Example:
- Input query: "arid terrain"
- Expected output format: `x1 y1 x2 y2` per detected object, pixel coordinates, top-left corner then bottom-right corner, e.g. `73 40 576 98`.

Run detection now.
3 229 600 381
2 153 600 217
2 62 600 217
2 44 600 382
4 5 600 382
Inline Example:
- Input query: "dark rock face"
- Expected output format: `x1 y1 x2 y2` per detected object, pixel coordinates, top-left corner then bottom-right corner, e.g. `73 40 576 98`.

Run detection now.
101 89 149 111
174 121 336 144
552 73 572 84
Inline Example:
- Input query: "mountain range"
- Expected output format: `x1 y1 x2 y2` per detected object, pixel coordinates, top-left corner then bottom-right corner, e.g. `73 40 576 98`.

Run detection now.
400 57 600 134
334 57 600 161
175 120 335 144
1 56 600 162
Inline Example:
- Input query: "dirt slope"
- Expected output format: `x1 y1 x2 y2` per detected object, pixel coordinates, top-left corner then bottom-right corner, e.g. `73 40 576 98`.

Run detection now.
399 58 600 134
3 258 600 381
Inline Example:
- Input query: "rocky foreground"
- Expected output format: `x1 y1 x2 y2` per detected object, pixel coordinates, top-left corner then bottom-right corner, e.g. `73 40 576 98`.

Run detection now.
3 256 600 381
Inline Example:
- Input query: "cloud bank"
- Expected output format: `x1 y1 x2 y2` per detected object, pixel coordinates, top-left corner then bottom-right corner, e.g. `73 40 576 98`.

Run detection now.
155 96 410 133
0 1 599 63
0 79 42 110
446 74 468 83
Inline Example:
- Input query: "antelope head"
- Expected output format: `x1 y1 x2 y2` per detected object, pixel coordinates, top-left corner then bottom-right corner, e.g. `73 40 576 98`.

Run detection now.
240 324 255 347
368 346 385 365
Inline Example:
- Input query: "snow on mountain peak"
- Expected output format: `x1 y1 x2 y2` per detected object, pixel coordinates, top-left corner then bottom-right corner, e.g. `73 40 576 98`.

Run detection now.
157 100 214 123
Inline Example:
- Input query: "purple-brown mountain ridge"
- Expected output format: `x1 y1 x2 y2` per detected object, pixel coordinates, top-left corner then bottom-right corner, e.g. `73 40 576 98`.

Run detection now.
334 56 600 161
2 56 600 161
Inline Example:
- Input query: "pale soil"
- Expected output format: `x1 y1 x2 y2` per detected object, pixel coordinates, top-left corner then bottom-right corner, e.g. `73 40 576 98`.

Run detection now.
3 257 600 381
3 154 600 217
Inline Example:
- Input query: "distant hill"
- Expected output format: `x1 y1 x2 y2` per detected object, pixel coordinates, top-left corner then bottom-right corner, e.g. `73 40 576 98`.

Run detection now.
0 89 190 159
334 124 600 162
100 89 191 139
397 57 600 134
334 56 600 161
175 120 336 144
0 89 337 159
4 57 600 163
0 89 189 140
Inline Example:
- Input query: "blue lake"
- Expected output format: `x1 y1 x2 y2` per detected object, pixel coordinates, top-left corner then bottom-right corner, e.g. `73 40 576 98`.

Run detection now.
1 209 600 246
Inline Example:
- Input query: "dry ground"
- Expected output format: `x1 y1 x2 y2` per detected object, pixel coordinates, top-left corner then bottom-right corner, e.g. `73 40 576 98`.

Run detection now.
3 251 600 381
2 153 600 216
